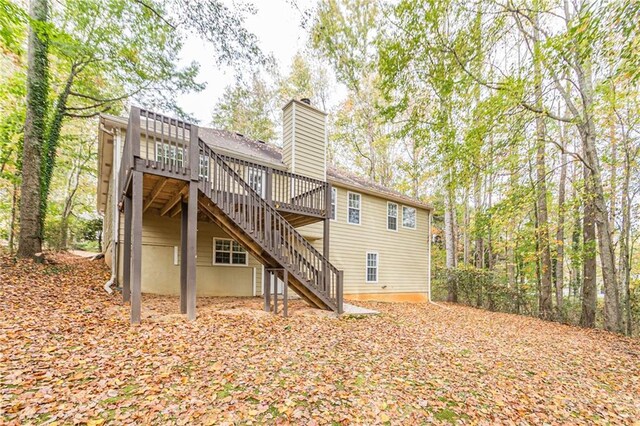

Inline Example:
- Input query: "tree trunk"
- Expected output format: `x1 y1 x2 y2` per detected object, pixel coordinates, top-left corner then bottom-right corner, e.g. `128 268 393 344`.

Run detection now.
619 133 633 335
474 172 483 269
445 182 457 303
533 18 553 320
9 180 18 253
555 121 567 319
570 160 582 301
59 153 84 250
577 103 621 332
41 71 75 229
580 163 597 328
18 0 49 258
463 186 470 266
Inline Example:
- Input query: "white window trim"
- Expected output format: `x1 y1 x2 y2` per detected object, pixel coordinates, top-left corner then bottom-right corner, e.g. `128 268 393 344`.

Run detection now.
402 205 417 230
346 191 362 225
213 238 249 266
365 252 379 283
330 187 338 221
387 202 398 232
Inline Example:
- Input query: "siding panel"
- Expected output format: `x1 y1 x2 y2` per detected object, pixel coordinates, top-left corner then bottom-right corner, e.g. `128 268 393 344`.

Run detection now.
301 186 430 296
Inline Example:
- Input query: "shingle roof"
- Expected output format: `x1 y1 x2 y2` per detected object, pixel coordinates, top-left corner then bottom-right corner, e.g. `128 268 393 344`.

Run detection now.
198 127 285 167
198 127 432 210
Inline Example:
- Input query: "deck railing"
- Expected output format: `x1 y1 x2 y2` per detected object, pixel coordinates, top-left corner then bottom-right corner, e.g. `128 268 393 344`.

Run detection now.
120 107 330 219
217 154 328 217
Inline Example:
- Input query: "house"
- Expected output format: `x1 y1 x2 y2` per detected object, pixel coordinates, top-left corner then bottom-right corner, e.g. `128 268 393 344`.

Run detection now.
97 99 433 323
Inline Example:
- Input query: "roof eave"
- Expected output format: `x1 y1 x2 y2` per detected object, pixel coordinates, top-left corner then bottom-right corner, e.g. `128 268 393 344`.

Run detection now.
328 177 433 211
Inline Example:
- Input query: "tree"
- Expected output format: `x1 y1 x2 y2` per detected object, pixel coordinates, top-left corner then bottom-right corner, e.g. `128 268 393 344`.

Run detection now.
13 0 262 258
18 0 49 257
312 0 397 186
212 73 278 143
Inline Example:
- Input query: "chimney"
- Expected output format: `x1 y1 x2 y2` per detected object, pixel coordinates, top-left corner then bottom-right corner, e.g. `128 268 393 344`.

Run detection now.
282 99 327 180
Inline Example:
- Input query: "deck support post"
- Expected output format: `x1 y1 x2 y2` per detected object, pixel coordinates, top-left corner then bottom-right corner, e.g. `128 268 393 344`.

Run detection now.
273 272 278 315
130 170 143 324
337 270 344 315
185 181 198 321
180 199 188 314
122 195 132 303
323 184 331 292
264 269 271 312
283 269 288 317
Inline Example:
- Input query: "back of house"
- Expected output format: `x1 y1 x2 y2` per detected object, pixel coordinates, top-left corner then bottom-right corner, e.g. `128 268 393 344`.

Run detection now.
97 99 432 321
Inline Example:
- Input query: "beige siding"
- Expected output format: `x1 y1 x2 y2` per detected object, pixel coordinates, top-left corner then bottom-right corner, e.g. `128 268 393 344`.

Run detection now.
282 101 326 180
282 106 293 170
301 185 430 296
115 212 264 297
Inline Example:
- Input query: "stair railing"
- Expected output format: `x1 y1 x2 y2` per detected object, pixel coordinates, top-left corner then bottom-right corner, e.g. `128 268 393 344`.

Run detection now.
198 140 342 312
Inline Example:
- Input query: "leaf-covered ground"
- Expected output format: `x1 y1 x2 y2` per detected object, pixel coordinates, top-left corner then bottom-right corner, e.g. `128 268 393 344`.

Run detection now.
1 253 639 425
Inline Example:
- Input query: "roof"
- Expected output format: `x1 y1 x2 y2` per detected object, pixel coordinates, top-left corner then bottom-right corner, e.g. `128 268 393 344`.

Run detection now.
98 114 432 212
195 127 431 210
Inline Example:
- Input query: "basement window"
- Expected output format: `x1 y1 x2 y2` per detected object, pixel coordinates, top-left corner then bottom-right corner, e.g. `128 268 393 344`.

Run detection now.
214 239 248 265
347 192 361 225
366 252 378 283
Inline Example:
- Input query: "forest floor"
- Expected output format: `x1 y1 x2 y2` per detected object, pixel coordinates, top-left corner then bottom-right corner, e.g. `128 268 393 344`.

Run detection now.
1 252 639 425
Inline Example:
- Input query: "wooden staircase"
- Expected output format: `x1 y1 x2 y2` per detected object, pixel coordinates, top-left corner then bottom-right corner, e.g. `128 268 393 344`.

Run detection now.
197 140 343 313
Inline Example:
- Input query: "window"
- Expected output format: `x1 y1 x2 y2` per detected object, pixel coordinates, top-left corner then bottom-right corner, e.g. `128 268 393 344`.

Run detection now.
214 239 248 265
330 187 337 220
403 206 417 229
366 252 378 283
199 154 209 180
247 167 265 197
387 202 398 231
347 192 361 224
155 142 184 168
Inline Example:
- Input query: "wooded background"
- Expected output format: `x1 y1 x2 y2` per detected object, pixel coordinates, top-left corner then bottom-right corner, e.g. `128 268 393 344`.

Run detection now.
1 0 638 335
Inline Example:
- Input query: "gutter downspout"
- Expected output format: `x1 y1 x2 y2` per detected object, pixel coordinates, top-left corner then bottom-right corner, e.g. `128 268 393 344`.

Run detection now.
104 127 121 294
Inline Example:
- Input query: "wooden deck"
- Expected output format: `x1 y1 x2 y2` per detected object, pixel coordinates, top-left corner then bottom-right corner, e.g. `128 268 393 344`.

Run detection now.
117 107 343 324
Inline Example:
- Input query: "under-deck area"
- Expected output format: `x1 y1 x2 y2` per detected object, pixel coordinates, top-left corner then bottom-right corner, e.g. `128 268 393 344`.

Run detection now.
138 174 326 229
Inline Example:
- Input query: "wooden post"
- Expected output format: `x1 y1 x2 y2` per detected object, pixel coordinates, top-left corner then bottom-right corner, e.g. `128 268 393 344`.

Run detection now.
264 269 271 312
283 269 288 318
265 169 273 248
337 270 344 315
131 171 143 324
122 195 131 303
130 106 141 159
185 182 198 320
323 184 331 291
180 200 188 314
273 272 278 315
189 125 200 181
